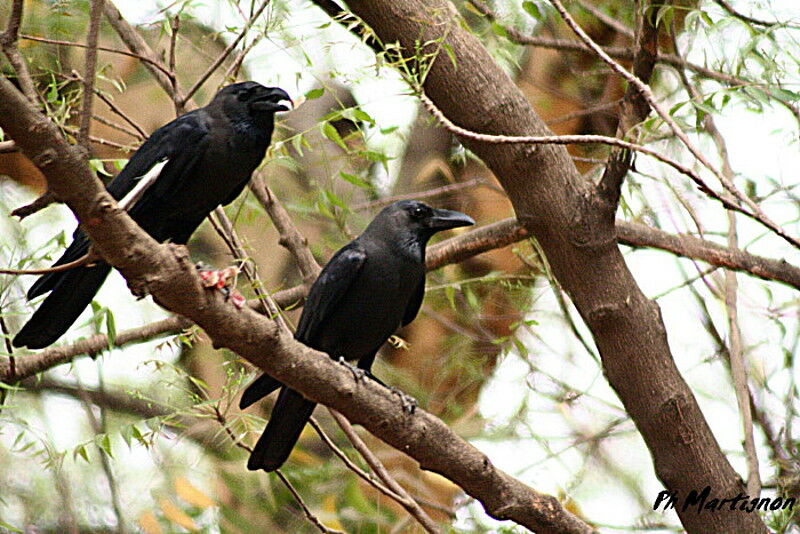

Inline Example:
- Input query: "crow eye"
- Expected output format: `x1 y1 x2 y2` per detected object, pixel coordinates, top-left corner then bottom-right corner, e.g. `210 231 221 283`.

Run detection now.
410 206 426 220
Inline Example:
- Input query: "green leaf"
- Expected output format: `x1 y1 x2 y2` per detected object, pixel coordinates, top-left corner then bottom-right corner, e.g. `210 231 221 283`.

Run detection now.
490 21 508 38
89 159 111 177
305 88 324 100
380 125 399 135
75 444 90 463
97 434 113 458
322 122 348 151
522 1 541 19
105 308 117 349
339 171 371 189
442 42 457 70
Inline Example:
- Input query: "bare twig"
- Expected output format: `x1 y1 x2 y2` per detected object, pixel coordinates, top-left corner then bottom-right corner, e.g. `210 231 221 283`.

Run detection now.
574 0 635 38
208 206 288 329
714 0 788 28
249 175 322 282
92 88 148 139
307 417 405 501
417 92 758 224
352 178 491 211
275 470 346 534
547 0 800 250
0 0 38 104
19 34 175 80
102 0 191 110
672 34 761 497
77 0 105 152
0 251 96 275
328 409 443 534
181 0 271 107
91 113 144 141
10 191 58 219
213 405 343 534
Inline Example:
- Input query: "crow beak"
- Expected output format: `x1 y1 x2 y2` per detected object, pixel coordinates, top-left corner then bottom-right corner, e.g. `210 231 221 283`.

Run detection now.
251 97 295 113
275 98 294 113
428 208 475 230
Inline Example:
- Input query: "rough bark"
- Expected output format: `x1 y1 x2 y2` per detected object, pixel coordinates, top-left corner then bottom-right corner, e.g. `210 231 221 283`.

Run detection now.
342 1 767 532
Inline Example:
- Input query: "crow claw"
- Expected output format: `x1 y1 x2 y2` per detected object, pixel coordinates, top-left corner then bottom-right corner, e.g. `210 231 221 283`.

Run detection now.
388 386 417 415
338 357 367 382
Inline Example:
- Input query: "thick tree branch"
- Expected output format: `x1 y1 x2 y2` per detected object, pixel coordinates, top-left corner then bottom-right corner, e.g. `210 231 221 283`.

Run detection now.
0 75 592 534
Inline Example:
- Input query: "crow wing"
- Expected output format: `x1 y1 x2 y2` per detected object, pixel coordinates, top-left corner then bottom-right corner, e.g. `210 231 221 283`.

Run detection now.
295 242 367 344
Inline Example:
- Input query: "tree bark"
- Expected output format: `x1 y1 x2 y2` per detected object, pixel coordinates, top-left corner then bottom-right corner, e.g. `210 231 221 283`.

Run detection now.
343 1 767 532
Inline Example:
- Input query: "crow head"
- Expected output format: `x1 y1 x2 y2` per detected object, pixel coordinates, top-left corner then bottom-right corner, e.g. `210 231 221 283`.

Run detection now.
215 82 293 119
371 200 475 248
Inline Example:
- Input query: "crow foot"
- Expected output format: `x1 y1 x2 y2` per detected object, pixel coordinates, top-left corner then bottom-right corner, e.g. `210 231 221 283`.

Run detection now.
197 264 245 309
387 385 417 415
338 357 368 383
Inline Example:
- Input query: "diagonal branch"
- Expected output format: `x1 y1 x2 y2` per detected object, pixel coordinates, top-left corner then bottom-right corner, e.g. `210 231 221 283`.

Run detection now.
0 74 592 533
0 0 38 104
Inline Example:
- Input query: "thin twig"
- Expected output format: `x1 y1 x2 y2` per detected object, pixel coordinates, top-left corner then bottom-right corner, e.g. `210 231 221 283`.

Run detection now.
328 409 443 534
249 175 321 282
672 34 761 497
275 470 345 534
102 0 191 110
547 0 800 250
352 178 491 211
574 0 635 38
181 0 271 106
77 0 105 152
208 206 288 330
308 416 406 501
92 89 148 139
19 34 175 80
417 92 756 225
0 251 96 275
91 113 143 141
0 0 39 104
714 0 789 28
213 406 343 534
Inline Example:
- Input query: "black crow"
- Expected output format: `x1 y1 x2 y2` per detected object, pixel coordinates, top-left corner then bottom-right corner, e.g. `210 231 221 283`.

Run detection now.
13 82 292 349
240 199 474 472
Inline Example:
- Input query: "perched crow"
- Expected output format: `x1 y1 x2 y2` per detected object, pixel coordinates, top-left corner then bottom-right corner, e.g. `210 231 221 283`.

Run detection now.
240 200 474 472
13 82 292 349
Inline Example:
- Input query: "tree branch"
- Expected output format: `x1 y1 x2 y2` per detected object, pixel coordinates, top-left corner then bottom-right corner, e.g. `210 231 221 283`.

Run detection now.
77 0 105 152
0 0 38 104
0 75 591 534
